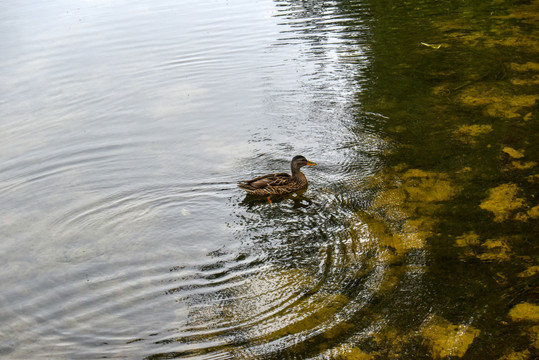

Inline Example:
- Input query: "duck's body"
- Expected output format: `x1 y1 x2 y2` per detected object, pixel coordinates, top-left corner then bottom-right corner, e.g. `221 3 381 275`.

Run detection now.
238 155 316 198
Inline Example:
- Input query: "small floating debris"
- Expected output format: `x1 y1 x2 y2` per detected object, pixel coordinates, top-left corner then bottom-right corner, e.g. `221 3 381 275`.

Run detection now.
420 42 442 49
181 208 191 216
365 111 390 119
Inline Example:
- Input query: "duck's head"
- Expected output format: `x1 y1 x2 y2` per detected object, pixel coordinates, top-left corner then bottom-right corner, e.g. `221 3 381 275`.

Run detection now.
292 155 317 168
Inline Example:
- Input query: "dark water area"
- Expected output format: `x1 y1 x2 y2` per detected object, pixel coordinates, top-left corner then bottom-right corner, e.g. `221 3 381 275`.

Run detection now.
1 0 538 359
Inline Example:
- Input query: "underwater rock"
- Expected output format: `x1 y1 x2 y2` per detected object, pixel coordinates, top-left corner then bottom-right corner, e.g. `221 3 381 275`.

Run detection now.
479 183 526 222
420 315 480 359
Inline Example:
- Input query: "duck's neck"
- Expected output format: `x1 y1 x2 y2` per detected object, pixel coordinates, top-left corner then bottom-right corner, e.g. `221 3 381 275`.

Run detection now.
291 163 304 179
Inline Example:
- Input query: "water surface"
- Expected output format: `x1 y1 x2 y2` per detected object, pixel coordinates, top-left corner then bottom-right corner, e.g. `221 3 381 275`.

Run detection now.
1 0 538 359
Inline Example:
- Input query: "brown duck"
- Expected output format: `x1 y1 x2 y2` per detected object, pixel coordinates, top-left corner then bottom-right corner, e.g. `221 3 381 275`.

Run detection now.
238 155 316 205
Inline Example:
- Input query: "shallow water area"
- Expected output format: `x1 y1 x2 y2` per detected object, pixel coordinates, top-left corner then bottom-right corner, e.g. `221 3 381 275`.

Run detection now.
1 0 538 359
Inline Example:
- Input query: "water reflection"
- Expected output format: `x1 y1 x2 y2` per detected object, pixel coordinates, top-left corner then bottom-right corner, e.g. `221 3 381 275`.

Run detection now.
240 190 313 208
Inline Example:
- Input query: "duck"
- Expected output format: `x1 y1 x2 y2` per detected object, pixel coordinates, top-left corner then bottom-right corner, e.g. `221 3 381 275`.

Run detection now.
238 155 316 205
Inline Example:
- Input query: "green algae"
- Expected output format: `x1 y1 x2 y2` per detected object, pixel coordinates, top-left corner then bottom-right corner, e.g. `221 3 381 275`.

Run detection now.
498 349 531 360
420 315 480 359
518 266 539 278
511 76 539 86
367 167 458 255
271 293 350 338
480 184 526 222
509 303 539 322
368 325 417 359
478 238 512 262
453 124 493 144
528 325 539 350
507 161 537 171
527 205 539 219
458 83 539 119
503 147 525 159
510 62 539 72
401 169 456 203
328 346 374 360
455 231 481 247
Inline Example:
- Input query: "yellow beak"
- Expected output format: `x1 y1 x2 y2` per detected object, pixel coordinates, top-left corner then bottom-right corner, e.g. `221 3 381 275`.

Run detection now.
306 161 317 166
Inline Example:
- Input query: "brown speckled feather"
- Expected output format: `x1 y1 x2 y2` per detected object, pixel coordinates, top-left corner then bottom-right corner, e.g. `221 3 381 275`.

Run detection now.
238 172 307 196
238 155 315 198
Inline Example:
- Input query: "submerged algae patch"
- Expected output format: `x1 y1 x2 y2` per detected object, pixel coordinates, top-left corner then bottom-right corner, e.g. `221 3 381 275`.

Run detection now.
508 161 537 170
369 325 417 358
509 303 539 322
458 83 539 119
498 349 531 360
355 211 427 255
455 231 481 247
455 232 481 257
528 325 539 350
455 125 492 136
502 147 525 159
478 238 512 262
455 124 493 136
329 346 374 360
511 75 539 86
453 124 493 144
420 315 480 359
271 293 350 338
518 266 539 278
479 183 526 222
527 205 539 219
367 169 458 254
510 62 539 72
401 169 456 203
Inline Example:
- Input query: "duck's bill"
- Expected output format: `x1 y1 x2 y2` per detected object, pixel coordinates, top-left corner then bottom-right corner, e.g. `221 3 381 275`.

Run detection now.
306 161 317 166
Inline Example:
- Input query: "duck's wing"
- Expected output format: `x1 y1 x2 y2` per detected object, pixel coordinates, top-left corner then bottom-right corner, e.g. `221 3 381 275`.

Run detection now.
238 173 291 191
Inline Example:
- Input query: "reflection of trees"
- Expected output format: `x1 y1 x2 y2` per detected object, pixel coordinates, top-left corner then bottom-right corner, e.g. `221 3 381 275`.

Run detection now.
273 0 371 70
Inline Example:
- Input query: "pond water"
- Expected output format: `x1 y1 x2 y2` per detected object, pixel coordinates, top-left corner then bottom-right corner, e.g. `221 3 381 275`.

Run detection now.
1 0 538 359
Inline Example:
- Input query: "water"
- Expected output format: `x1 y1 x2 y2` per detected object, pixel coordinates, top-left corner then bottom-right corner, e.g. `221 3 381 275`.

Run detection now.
1 0 537 359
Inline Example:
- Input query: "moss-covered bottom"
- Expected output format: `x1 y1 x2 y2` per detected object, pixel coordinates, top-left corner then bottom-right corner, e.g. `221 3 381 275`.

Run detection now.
340 0 539 358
